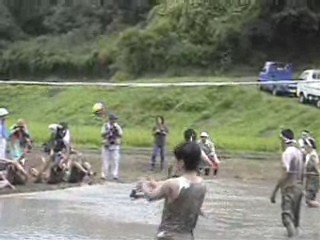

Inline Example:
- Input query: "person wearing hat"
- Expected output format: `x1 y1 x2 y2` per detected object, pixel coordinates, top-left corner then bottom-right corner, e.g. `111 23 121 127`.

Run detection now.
198 131 220 176
0 108 9 160
168 129 214 178
303 137 320 208
270 128 304 238
34 122 71 184
101 112 123 180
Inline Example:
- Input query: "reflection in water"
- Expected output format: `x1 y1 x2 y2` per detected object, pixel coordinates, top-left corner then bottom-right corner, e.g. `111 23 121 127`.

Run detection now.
0 180 319 239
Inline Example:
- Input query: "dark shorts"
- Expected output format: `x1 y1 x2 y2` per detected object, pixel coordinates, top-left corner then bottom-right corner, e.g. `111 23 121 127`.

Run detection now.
6 164 27 185
305 175 319 201
281 185 303 228
68 166 86 183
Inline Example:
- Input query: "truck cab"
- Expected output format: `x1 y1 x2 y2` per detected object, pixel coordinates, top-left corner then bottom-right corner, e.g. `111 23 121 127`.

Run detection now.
296 69 320 107
258 62 295 96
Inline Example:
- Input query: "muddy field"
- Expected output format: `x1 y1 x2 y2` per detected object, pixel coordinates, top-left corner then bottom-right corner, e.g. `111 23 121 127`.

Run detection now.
0 148 281 196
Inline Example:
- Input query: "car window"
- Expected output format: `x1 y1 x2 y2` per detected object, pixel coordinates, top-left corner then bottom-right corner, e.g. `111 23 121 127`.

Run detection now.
299 72 308 80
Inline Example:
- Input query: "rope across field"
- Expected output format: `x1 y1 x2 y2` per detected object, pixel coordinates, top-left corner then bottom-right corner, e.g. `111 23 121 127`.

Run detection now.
0 79 317 88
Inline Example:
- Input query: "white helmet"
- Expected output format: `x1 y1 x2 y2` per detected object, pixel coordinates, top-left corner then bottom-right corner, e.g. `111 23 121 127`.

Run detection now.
0 108 9 118
200 132 209 138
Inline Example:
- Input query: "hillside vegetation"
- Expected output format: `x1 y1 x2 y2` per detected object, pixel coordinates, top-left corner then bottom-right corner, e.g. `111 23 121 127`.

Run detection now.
1 78 320 152
1 1 320 79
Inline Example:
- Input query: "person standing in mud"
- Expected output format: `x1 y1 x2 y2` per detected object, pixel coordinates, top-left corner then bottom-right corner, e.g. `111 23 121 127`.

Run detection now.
198 132 220 176
137 141 206 240
101 113 123 180
303 137 320 208
0 108 9 159
168 129 213 178
150 116 169 171
270 129 304 238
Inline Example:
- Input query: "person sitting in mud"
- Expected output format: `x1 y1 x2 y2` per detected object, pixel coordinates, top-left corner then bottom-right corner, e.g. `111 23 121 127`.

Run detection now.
136 141 207 240
4 120 31 185
34 123 71 184
0 160 15 190
270 129 304 238
303 137 320 208
198 131 220 176
65 150 95 185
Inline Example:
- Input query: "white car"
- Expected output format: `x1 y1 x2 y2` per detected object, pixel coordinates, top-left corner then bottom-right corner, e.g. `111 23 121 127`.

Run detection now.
296 69 320 107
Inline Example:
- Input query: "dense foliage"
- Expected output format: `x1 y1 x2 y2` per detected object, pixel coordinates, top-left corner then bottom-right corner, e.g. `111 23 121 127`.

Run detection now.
1 0 320 79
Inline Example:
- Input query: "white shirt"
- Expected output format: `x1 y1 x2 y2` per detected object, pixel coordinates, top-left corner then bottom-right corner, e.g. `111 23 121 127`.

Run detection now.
305 150 319 166
63 129 71 148
282 146 303 173
101 122 123 150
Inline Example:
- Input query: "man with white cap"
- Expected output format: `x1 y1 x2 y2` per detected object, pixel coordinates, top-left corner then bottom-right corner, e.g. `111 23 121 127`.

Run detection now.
198 131 220 176
0 108 9 159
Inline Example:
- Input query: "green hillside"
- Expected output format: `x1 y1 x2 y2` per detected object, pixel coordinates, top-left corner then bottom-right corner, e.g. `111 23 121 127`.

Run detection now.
1 77 319 152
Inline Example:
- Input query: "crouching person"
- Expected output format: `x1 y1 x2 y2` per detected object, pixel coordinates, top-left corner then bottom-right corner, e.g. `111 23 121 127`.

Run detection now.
0 161 15 190
66 150 95 185
33 123 71 184
5 121 31 185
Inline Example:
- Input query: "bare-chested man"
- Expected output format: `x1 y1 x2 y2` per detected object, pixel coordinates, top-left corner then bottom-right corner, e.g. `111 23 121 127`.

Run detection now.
270 129 304 238
137 141 207 240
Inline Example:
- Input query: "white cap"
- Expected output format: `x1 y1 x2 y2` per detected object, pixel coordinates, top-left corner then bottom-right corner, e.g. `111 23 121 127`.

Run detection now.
48 123 61 132
200 132 209 138
0 108 9 117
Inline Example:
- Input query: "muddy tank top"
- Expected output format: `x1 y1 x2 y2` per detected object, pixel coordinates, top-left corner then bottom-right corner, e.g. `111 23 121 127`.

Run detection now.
306 150 319 176
157 177 206 239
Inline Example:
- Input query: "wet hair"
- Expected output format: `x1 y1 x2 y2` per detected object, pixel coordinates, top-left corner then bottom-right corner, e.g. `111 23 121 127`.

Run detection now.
280 128 295 143
174 141 201 171
184 128 197 142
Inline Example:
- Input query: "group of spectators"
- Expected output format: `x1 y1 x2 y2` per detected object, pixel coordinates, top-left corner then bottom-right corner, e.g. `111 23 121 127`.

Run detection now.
0 108 94 190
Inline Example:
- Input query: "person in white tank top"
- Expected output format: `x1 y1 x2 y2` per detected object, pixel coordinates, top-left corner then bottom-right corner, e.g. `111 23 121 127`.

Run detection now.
304 137 320 208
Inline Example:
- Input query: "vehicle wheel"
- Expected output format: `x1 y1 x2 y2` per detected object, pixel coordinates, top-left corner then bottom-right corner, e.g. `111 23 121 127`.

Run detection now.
299 94 306 104
272 88 278 96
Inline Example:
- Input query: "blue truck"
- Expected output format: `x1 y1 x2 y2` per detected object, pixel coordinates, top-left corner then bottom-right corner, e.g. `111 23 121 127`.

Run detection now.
258 62 296 96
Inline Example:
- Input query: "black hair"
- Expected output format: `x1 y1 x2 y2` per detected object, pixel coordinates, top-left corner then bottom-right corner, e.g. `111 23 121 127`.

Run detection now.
184 128 197 142
174 141 201 171
280 128 294 141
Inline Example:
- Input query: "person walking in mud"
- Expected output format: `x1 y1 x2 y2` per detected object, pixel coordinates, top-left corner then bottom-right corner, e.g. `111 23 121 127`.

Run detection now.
298 130 316 162
137 141 207 240
270 129 304 238
198 132 220 176
150 116 169 171
101 113 123 180
0 108 9 159
303 137 320 208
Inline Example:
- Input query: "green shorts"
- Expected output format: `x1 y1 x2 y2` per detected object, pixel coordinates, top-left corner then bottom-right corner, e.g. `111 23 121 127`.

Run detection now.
305 175 319 201
281 185 303 228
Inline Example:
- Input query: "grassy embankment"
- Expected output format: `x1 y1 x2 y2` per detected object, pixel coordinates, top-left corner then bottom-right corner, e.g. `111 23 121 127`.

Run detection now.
1 76 319 153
